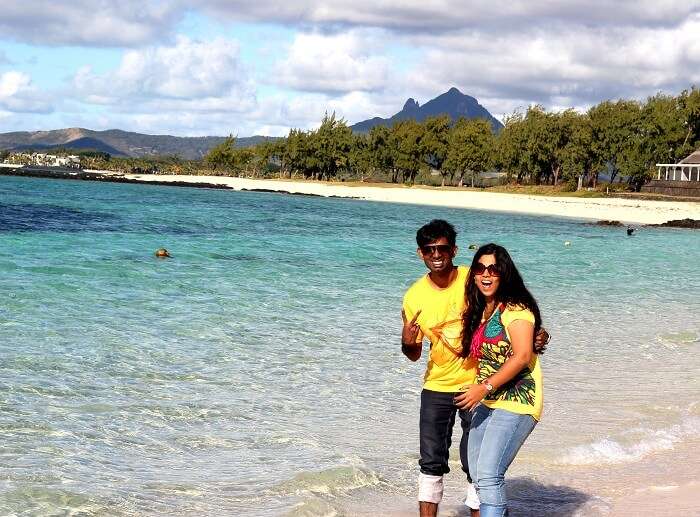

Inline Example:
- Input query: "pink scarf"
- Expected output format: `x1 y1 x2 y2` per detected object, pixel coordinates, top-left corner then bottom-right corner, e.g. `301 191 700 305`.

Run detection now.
469 303 504 359
469 320 487 359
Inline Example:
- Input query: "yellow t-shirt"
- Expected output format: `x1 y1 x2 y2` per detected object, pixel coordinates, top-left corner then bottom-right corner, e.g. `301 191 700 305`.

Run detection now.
475 304 543 420
402 265 477 392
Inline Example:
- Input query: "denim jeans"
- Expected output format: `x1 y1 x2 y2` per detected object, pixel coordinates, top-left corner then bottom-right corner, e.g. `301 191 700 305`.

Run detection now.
467 404 537 517
417 389 473 503
419 389 472 477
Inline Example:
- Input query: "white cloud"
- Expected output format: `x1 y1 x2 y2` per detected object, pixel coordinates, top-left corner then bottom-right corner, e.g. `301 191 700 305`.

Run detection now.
0 71 52 113
59 36 267 136
3 1 697 49
199 1 700 32
0 1 182 46
73 36 256 112
402 13 700 118
64 32 403 136
198 1 700 125
3 2 700 137
242 87 412 136
275 31 390 93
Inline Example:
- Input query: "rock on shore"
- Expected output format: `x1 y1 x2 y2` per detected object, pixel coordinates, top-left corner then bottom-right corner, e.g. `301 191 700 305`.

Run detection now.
647 218 700 229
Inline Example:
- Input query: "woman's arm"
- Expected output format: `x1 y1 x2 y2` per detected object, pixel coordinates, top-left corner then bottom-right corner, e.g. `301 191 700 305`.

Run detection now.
455 319 534 410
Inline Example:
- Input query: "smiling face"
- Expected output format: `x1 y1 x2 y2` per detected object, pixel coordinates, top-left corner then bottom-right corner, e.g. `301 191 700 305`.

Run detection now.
418 237 456 275
474 253 501 300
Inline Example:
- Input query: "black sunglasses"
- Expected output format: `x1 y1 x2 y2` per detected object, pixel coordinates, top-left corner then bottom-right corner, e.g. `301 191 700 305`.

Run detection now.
472 263 501 276
420 244 453 255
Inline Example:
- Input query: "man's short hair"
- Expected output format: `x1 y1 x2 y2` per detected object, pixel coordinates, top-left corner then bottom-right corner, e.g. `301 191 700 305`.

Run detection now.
416 219 457 247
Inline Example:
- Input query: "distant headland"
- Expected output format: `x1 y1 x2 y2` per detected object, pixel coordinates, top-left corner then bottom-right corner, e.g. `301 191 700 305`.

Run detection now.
0 88 499 159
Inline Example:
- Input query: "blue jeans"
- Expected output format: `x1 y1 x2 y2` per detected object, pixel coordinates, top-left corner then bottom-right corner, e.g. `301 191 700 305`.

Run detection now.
467 404 537 517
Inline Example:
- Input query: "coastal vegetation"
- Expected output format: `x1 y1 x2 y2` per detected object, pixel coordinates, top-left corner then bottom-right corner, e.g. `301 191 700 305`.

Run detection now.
202 87 700 192
2 88 699 193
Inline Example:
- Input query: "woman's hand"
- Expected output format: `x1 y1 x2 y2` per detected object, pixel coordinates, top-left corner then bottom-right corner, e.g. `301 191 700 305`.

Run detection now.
454 384 489 410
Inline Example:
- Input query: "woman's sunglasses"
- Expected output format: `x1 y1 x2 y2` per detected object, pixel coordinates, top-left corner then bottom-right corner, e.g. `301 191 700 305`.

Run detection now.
472 263 501 276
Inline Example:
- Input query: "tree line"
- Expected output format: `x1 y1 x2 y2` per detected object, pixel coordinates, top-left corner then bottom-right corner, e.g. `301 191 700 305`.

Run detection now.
204 87 700 190
6 89 697 190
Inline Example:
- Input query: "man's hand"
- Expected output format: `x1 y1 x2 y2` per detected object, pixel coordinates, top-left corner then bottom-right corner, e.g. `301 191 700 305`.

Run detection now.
401 309 422 346
454 384 488 411
534 327 550 354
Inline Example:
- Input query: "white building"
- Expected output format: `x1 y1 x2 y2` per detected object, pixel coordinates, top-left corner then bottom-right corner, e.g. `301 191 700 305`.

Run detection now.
5 152 81 168
655 149 700 181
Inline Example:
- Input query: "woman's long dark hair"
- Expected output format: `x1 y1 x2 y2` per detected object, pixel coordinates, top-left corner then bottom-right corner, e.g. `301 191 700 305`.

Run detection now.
461 243 541 357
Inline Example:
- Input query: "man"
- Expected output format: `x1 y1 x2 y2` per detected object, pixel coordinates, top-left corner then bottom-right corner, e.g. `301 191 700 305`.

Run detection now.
401 220 548 517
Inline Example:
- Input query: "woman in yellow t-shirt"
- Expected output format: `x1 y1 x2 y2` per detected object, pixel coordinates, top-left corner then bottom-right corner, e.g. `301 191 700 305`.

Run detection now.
454 243 543 517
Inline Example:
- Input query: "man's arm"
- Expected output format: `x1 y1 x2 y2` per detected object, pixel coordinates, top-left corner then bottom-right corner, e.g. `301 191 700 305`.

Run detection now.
401 309 423 362
401 343 422 361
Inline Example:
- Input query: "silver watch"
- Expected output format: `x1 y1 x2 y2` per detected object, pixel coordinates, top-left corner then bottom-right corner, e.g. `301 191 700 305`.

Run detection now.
483 381 494 392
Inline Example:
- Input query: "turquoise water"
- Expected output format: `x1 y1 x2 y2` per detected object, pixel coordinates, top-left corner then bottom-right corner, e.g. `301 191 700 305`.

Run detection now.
1 176 699 516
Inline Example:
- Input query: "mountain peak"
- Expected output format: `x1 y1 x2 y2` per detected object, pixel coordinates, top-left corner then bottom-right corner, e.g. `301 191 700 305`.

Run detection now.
403 98 419 111
350 88 503 133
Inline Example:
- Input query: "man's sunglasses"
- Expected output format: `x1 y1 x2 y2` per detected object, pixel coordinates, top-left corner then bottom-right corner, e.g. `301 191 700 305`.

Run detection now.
420 244 453 255
472 263 501 276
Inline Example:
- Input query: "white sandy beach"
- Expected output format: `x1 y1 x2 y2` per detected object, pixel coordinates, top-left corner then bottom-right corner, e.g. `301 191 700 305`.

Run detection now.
119 174 700 225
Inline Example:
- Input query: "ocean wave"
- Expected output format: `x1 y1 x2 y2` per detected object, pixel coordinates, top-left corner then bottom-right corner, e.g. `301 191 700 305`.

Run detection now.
559 414 700 465
657 330 699 346
286 498 340 517
267 434 322 449
272 465 383 498
0 487 119 517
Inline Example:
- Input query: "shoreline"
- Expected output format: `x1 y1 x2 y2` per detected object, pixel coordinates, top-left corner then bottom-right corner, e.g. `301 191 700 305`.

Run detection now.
3 167 700 224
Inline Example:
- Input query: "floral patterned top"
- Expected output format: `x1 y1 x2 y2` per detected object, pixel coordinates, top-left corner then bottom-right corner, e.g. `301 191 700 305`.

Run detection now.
474 304 543 420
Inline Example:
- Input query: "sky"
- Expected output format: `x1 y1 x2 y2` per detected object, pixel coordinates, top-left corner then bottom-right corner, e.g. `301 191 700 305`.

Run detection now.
1 1 699 137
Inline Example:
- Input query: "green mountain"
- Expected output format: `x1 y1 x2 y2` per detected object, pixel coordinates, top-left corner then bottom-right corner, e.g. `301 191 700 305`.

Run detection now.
350 87 503 132
0 128 276 160
0 89 501 158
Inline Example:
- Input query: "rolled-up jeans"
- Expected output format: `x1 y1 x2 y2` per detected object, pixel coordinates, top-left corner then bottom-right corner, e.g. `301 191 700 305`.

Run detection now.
418 389 473 504
467 404 537 517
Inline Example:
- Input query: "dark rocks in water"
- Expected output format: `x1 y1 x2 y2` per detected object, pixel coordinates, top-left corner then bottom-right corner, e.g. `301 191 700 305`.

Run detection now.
648 218 700 229
584 220 623 227
240 188 322 197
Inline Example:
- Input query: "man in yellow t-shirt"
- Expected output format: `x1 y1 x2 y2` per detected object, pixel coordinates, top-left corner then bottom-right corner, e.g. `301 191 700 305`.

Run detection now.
401 219 480 517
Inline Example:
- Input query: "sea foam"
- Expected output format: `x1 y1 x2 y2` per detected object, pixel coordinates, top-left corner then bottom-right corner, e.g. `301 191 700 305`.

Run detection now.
560 415 700 465
272 465 383 497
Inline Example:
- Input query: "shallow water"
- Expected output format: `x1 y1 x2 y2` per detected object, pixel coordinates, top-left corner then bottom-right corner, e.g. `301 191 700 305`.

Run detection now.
1 176 699 516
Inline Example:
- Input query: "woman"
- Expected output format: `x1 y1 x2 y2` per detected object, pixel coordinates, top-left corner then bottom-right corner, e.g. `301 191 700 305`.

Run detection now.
454 243 543 517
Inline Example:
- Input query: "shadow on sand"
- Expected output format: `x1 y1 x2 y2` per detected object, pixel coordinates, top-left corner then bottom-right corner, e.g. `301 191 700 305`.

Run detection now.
449 477 596 517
